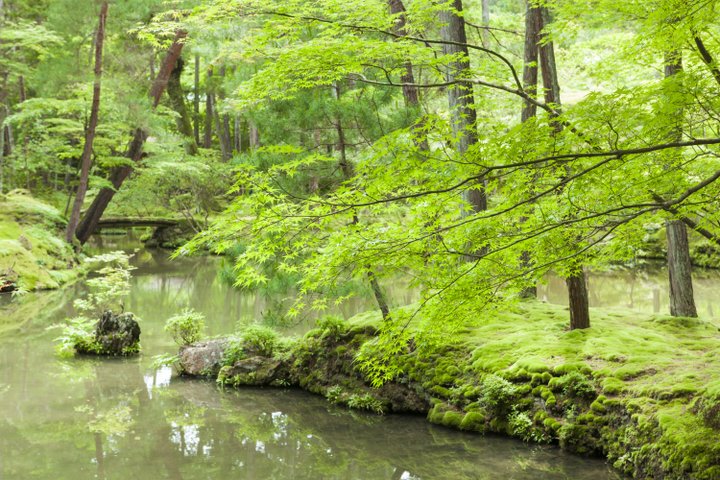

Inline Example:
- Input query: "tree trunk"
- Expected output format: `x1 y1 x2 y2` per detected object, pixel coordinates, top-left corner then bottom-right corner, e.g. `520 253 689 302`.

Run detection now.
439 0 486 217
212 94 231 161
567 271 590 329
249 121 260 150
388 0 419 107
234 115 241 153
193 54 200 145
481 0 490 47
518 1 542 298
204 67 213 148
167 56 199 155
538 6 590 328
521 1 540 122
66 1 108 243
75 31 186 244
666 220 697 317
664 52 697 317
334 83 390 320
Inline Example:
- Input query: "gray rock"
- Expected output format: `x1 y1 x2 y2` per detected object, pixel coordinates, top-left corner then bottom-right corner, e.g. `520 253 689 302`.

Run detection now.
179 339 228 376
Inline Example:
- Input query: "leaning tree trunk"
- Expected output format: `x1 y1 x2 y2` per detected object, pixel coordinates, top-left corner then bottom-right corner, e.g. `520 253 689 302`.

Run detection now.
66 1 108 243
75 30 187 244
664 51 697 317
334 83 390 320
538 6 590 329
167 56 199 155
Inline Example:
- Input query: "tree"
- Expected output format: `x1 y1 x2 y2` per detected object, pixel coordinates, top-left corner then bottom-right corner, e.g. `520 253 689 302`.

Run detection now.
664 51 697 318
65 1 108 244
75 29 187 244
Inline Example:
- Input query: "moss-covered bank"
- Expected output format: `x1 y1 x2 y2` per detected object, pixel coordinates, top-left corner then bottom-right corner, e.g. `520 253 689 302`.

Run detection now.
179 303 720 479
0 190 80 290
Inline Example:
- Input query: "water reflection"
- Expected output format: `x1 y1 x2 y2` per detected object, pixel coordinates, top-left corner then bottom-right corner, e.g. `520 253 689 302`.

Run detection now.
0 234 634 479
542 267 720 319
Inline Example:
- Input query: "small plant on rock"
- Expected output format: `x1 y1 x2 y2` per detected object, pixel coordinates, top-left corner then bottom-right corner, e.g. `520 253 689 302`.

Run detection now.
241 324 279 357
165 308 206 346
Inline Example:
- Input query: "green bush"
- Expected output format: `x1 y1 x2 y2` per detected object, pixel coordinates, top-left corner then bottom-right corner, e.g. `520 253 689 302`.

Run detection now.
316 315 349 339
242 324 279 357
164 308 206 346
481 374 518 414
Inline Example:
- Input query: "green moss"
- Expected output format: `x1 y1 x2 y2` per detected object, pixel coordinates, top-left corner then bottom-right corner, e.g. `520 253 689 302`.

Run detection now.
602 377 626 395
459 411 486 432
441 411 464 428
0 193 78 290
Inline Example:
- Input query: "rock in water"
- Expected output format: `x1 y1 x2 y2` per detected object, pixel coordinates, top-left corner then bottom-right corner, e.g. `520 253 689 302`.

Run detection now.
178 339 228 376
78 310 141 355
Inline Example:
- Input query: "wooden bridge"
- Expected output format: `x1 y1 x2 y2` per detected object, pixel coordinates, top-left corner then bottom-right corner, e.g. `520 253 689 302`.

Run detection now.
93 217 181 231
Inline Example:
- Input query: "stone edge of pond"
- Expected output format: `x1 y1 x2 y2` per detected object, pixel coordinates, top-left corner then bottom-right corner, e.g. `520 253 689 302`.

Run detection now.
177 324 720 480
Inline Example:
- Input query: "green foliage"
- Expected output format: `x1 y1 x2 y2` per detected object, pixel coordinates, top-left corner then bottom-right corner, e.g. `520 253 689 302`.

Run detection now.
481 374 518 414
241 325 280 357
73 251 135 315
54 316 98 358
346 393 385 415
164 308 206 346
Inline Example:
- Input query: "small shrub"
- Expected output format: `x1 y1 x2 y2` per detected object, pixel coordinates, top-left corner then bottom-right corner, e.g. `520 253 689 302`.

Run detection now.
316 315 348 339
222 338 246 367
164 308 206 346
509 410 534 441
242 324 279 357
560 371 597 399
481 374 518 414
326 385 344 404
347 393 385 414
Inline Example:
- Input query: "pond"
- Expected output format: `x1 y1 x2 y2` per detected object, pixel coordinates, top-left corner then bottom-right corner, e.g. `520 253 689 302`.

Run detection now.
5 233 709 479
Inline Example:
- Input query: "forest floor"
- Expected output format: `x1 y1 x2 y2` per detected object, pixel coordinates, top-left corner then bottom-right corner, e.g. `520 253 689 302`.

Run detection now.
180 301 720 479
0 190 79 290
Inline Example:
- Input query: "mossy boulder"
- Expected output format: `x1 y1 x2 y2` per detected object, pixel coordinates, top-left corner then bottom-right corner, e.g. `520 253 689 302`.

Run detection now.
218 356 284 386
77 310 141 356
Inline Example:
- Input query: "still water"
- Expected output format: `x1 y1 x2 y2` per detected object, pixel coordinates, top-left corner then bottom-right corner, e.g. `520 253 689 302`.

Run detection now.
4 234 700 479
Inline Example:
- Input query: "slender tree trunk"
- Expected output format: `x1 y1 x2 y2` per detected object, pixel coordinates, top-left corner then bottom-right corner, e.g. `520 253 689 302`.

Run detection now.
521 1 540 122
249 121 260 150
518 1 542 299
0 106 5 193
538 6 590 328
75 31 186 244
387 0 428 151
66 1 108 243
439 0 486 218
334 83 390 320
213 96 231 161
214 66 232 160
166 56 199 155
204 67 213 148
193 54 200 145
481 0 490 47
234 115 241 153
18 75 30 189
664 51 697 317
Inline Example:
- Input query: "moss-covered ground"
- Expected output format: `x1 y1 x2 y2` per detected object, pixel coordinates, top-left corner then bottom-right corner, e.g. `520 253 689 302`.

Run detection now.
200 301 720 479
0 190 79 290
348 302 720 479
